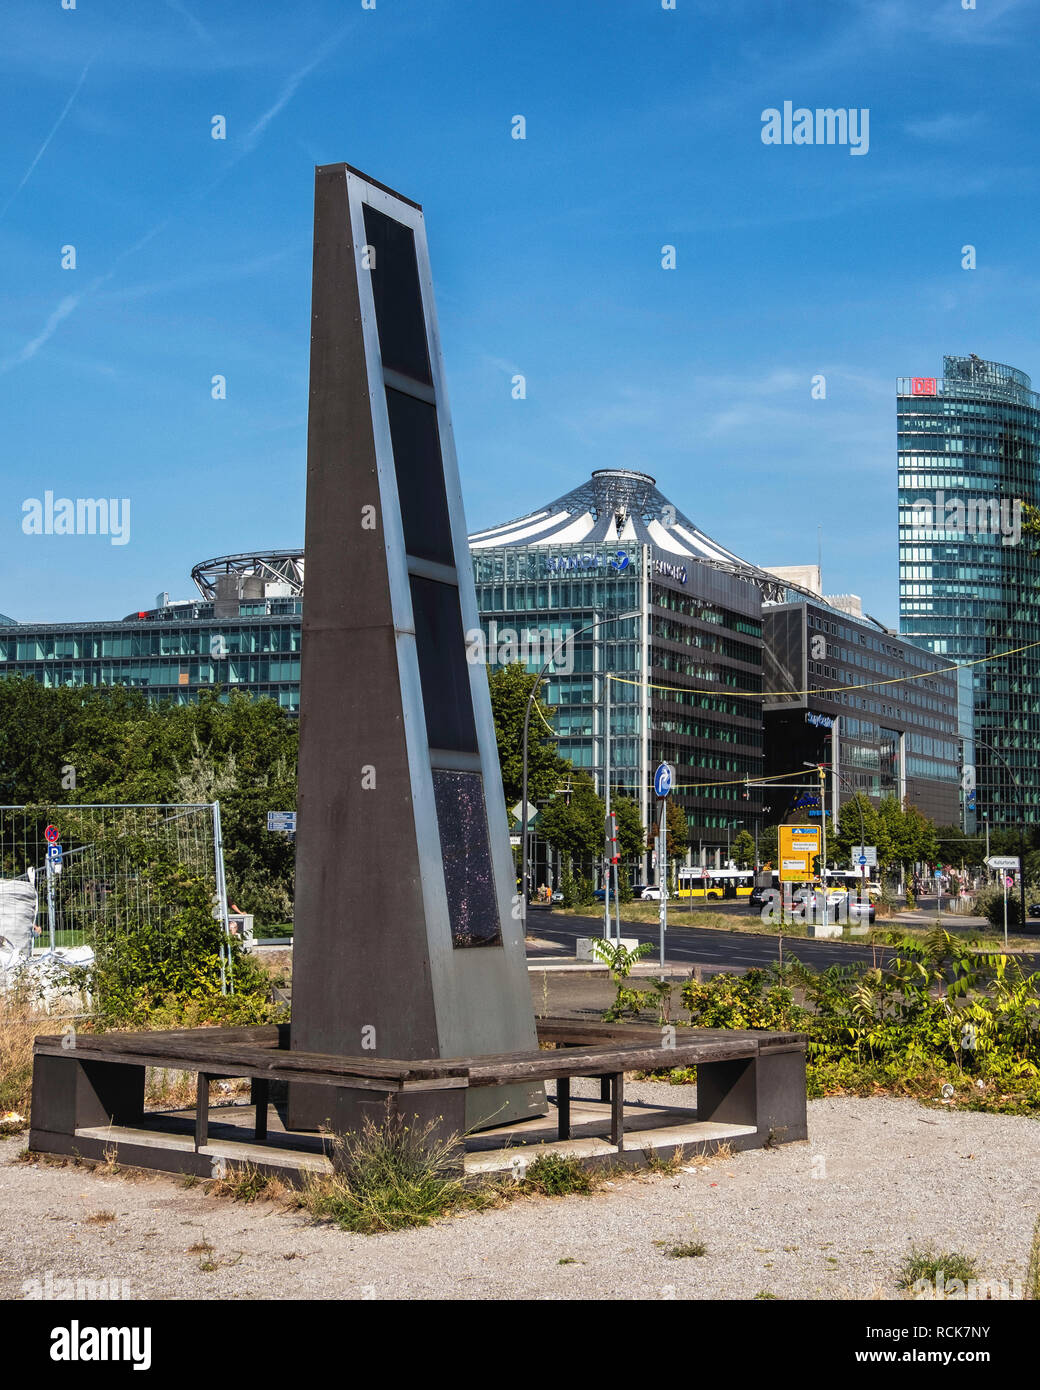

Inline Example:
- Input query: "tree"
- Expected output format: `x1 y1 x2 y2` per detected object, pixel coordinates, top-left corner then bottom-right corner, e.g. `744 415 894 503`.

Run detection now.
731 829 756 870
487 663 570 807
0 679 300 925
537 769 606 874
663 799 690 853
757 822 779 868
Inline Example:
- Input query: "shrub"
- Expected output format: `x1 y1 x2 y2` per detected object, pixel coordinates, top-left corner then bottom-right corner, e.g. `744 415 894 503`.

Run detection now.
1027 1213 1040 1300
589 938 656 1020
521 1152 594 1196
302 1108 474 1233
681 969 804 1032
675 933 1040 1114
78 863 272 1025
666 1240 707 1258
788 930 1040 1104
898 1247 979 1290
974 883 1023 930
0 989 39 1127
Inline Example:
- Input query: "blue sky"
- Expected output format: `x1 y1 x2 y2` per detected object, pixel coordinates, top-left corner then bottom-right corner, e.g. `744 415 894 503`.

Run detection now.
1 0 1036 624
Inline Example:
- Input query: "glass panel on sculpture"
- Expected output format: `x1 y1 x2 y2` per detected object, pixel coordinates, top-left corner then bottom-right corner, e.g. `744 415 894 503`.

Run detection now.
409 575 479 752
361 204 433 385
432 770 502 948
385 388 454 566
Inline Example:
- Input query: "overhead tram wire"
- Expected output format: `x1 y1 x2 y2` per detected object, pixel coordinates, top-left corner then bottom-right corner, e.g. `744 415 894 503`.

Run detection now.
604 635 1040 701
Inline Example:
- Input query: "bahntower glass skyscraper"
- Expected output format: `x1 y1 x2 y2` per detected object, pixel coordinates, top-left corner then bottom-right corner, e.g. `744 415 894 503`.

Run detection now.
898 354 1040 828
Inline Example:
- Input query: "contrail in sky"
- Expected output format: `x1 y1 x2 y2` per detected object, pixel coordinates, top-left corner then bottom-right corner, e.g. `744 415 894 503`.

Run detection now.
0 57 94 224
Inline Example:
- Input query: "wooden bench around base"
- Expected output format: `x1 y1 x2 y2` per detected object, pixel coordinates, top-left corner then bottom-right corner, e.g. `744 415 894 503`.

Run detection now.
29 1019 807 1178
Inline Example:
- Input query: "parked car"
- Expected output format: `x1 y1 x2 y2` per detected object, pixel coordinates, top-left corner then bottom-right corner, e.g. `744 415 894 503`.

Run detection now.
592 887 607 903
748 884 776 912
630 883 649 897
640 886 668 900
551 889 564 904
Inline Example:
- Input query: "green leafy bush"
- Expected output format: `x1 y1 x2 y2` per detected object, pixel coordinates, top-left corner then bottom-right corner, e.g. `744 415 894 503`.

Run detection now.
574 876 596 907
790 930 1040 1101
675 932 1040 1113
681 969 804 1032
974 883 1023 930
77 859 272 1025
304 1109 473 1233
521 1152 594 1196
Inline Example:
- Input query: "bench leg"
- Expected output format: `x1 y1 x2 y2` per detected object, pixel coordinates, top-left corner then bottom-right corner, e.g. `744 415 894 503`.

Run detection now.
754 1048 808 1144
696 1050 807 1145
696 1058 756 1129
30 1054 145 1136
251 1078 269 1142
599 1075 611 1104
195 1074 209 1151
557 1077 570 1141
610 1072 624 1149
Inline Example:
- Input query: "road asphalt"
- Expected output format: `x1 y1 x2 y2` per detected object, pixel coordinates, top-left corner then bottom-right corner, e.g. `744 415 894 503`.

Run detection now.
527 908 1040 975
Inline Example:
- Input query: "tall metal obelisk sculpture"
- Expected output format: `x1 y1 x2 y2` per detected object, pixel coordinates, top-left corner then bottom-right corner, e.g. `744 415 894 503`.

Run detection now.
289 164 544 1131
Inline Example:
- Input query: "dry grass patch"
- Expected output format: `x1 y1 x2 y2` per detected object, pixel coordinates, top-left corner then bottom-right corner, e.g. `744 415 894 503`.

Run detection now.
0 990 49 1128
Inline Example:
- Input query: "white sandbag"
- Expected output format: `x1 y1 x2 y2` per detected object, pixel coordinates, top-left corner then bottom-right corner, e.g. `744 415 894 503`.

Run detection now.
0 875 37 960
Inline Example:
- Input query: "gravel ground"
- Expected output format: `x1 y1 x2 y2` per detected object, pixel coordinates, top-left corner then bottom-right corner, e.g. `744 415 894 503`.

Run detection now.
2 1094 1037 1301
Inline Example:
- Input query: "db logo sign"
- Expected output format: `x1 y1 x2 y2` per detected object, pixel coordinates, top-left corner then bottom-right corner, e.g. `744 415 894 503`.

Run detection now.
911 377 937 396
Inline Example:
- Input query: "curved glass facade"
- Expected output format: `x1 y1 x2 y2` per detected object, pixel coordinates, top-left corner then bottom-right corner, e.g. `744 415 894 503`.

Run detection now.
898 355 1040 825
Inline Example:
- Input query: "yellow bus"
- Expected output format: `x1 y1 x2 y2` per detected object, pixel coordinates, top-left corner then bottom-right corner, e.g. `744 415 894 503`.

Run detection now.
676 867 754 900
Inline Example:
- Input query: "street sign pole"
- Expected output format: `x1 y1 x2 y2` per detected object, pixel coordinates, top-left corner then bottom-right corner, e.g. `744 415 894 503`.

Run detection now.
658 799 667 969
652 762 674 969
986 857 1020 947
818 765 828 935
45 856 55 956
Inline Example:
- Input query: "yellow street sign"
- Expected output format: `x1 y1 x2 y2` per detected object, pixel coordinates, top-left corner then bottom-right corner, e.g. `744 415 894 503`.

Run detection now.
779 824 821 883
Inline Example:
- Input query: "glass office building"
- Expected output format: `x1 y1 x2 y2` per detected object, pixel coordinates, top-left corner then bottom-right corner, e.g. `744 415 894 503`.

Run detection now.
469 469 775 866
0 551 303 710
763 597 963 829
898 355 1040 827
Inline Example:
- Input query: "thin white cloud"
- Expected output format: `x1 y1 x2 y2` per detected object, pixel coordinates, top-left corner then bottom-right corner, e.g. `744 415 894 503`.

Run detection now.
904 112 982 141
0 57 94 224
162 0 216 49
0 21 351 373
242 25 352 155
0 292 84 374
103 247 296 302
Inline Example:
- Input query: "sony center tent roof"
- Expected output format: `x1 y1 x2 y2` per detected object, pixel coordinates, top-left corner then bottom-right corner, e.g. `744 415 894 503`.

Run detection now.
468 468 788 598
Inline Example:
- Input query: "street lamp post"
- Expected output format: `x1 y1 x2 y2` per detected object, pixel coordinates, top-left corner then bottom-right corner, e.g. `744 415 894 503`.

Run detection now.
974 736 1027 928
726 819 743 867
520 610 639 940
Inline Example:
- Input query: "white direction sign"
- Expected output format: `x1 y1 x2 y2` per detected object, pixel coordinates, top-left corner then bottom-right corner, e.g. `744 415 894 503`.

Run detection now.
986 855 1020 871
852 845 877 867
267 811 296 832
511 801 538 826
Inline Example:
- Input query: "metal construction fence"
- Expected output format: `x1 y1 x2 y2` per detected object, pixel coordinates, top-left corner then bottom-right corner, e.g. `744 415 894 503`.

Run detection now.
0 802 233 1010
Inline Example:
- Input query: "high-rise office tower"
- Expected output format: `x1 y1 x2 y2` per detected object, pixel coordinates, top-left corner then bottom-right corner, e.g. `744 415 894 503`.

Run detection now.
898 354 1040 828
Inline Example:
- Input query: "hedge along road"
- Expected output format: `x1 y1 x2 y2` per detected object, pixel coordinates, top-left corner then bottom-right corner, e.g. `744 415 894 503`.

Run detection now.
530 912 1040 975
